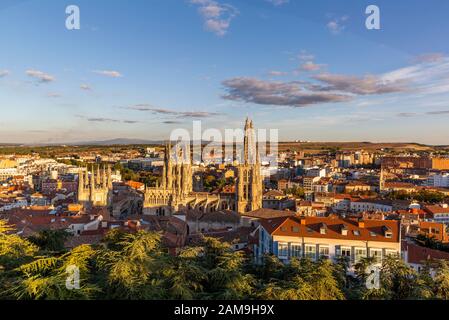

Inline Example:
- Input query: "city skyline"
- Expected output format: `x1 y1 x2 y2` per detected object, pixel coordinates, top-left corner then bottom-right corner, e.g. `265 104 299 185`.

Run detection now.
1 0 449 145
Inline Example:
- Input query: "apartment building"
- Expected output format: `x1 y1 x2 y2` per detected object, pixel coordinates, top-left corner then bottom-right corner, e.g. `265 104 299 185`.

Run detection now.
426 173 449 188
256 216 401 265
424 204 449 224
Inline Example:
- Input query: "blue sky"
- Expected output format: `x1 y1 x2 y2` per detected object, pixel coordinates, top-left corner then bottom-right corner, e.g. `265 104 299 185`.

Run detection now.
1 0 449 144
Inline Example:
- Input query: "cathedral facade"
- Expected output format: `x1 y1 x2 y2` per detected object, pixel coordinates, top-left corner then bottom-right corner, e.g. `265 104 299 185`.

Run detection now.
143 118 263 216
78 165 113 208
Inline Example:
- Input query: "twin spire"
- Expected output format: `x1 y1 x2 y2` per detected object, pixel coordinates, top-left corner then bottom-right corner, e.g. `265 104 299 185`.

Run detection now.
78 164 112 190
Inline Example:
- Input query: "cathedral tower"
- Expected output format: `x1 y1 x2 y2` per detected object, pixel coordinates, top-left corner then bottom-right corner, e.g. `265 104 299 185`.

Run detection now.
236 118 263 214
77 165 113 209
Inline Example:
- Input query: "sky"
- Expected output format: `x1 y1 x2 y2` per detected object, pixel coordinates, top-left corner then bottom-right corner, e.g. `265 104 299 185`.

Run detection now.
1 0 449 145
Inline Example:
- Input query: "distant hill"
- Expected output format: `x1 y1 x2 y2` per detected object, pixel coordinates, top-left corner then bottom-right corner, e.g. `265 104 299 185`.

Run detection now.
68 138 166 146
278 141 440 152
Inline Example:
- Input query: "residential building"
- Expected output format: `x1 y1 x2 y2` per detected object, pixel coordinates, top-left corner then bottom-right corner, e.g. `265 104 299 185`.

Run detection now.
256 216 401 266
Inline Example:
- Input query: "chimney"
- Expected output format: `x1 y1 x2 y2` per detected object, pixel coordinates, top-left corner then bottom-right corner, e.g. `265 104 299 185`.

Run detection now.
358 220 365 228
320 223 327 235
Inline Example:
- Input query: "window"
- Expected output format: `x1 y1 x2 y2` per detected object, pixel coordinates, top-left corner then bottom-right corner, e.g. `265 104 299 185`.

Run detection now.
355 248 367 263
319 246 330 259
291 226 300 233
341 247 351 260
370 248 382 263
291 244 302 258
278 243 289 258
305 245 316 260
385 250 399 258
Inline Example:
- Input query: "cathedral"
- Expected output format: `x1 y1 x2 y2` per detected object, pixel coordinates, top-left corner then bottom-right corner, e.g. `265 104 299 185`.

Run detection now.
143 118 263 216
236 118 263 213
78 165 113 209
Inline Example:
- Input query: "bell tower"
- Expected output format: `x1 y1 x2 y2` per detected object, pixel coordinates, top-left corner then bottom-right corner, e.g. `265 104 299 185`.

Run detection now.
236 118 263 214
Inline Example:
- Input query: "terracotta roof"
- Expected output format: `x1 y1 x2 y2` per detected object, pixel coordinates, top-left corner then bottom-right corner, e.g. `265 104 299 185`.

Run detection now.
424 205 449 215
184 209 240 223
263 190 285 198
384 182 416 188
241 208 295 219
405 242 449 264
260 216 401 243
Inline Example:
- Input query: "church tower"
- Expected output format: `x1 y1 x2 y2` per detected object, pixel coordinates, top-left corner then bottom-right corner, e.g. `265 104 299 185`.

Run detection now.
143 142 193 215
236 118 263 214
77 165 113 209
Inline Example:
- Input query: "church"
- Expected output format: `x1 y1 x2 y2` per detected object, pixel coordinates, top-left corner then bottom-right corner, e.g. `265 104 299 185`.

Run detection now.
143 118 263 216
77 165 113 209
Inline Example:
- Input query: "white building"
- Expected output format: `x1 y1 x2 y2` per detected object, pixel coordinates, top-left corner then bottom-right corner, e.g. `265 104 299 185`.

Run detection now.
426 173 449 188
256 216 401 266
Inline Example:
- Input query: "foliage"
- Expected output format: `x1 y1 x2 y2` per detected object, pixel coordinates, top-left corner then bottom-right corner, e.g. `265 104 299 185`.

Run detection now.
387 190 446 203
28 230 72 253
2 223 449 300
285 186 305 198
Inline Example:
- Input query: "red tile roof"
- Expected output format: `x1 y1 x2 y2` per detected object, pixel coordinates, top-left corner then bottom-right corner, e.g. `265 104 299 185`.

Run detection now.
405 242 449 264
261 216 400 243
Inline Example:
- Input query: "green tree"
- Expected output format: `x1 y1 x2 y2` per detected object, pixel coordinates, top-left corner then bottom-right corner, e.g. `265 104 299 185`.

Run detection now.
197 237 255 299
97 231 167 299
28 229 71 253
9 245 100 300
433 260 449 299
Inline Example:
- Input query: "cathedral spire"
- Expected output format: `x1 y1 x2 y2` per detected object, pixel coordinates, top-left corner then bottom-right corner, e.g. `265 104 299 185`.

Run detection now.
78 167 84 198
90 165 95 190
102 165 107 188
96 165 101 185
107 165 112 189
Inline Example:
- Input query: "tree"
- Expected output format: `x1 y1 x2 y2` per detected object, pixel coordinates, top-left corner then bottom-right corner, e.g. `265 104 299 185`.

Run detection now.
285 186 305 198
9 245 100 300
256 256 344 300
96 231 167 299
196 237 255 300
378 256 421 300
0 220 39 270
161 247 207 299
28 229 71 253
433 260 449 299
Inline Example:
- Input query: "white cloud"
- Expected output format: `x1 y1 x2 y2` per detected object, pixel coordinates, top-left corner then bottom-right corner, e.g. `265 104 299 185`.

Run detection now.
266 0 289 6
381 56 449 95
268 70 288 76
26 69 55 83
80 84 92 90
326 15 349 35
300 61 325 72
93 70 123 78
298 51 315 62
190 0 238 36
222 54 449 108
0 70 9 78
